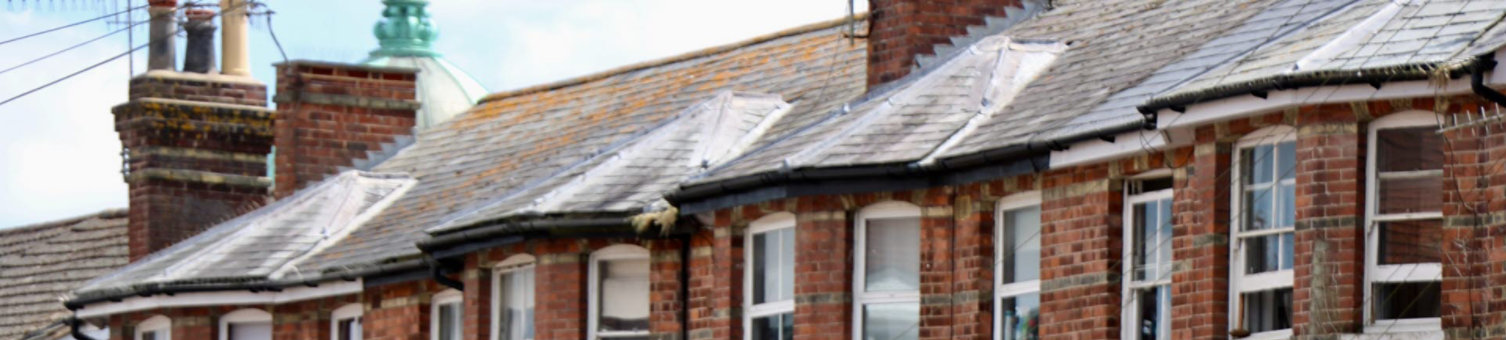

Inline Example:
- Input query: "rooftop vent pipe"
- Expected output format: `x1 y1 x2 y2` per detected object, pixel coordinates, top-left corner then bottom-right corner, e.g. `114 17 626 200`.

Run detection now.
183 9 217 73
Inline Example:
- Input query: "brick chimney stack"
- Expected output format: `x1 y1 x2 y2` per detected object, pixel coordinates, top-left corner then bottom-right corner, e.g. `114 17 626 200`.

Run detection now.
272 61 419 198
115 73 273 261
115 4 274 261
865 0 1034 88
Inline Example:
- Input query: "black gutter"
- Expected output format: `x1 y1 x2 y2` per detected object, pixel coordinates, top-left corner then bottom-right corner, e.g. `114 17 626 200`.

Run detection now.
69 317 96 340
666 119 1148 213
417 216 633 257
65 259 427 310
1472 55 1506 107
1138 62 1468 116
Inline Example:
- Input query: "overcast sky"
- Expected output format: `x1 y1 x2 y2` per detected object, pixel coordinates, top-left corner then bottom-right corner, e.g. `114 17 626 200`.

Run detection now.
0 0 866 228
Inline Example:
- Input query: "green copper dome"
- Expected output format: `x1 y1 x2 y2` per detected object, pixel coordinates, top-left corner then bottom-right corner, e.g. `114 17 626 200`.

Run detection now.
364 0 489 130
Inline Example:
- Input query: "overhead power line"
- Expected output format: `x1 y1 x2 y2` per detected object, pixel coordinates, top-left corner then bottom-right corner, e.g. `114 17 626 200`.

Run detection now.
0 3 145 47
0 43 144 108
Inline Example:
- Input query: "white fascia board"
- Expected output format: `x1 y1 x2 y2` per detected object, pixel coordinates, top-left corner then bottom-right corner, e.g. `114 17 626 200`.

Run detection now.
75 280 363 319
1051 47 1506 168
1049 129 1170 168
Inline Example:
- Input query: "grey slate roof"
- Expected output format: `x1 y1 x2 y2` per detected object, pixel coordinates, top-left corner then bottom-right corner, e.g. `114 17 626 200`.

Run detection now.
1047 0 1362 140
66 0 1506 309
430 92 793 233
690 0 1287 184
1151 0 1506 108
0 210 126 340
69 172 413 301
288 19 867 274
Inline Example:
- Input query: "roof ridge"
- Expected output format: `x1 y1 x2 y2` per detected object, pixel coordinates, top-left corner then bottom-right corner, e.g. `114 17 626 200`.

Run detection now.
0 209 127 235
477 12 869 104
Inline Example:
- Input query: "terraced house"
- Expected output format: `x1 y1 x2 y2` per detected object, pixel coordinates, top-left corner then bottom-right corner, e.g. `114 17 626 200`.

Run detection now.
17 0 1506 340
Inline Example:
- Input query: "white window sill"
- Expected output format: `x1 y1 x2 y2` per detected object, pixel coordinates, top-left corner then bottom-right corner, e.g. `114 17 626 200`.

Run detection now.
1338 330 1444 340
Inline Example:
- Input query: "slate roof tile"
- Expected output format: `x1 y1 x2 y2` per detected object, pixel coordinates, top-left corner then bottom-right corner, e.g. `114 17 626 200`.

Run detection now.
294 18 867 273
0 210 126 340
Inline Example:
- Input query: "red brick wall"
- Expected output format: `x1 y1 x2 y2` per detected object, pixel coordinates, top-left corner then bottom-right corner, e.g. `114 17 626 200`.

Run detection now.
273 62 418 198
1436 97 1506 338
115 73 274 261
865 0 1023 88
1174 130 1232 340
89 94 1506 340
1291 104 1365 336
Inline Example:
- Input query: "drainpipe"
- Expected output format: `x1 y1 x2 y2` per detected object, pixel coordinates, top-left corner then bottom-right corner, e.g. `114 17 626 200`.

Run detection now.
428 257 464 290
69 317 96 340
1472 54 1506 106
679 233 693 340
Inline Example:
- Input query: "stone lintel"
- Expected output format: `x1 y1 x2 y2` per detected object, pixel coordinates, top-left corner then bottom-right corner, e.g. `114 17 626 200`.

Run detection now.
273 91 422 111
125 168 271 188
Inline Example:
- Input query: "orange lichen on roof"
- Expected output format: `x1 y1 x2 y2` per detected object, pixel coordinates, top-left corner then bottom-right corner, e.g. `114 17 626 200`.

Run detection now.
296 14 869 273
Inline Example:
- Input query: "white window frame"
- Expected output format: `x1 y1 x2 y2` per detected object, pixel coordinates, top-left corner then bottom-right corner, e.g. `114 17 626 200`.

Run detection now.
588 244 652 340
331 303 363 340
994 191 1042 340
744 212 797 340
135 315 171 340
431 289 463 340
219 309 272 340
1363 112 1444 333
1121 175 1174 340
493 254 537 340
1229 125 1297 340
851 201 922 340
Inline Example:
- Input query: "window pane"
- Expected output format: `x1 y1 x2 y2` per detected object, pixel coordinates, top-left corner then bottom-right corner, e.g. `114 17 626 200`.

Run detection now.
599 258 650 333
1244 188 1274 231
141 331 158 340
437 304 458 340
750 313 793 340
1378 127 1443 172
779 229 794 301
1278 142 1296 180
500 268 535 340
1244 145 1273 185
1281 233 1294 270
1278 184 1295 228
1374 282 1441 320
753 229 795 304
1134 286 1170 340
229 322 272 340
338 318 361 340
1159 200 1172 271
862 303 919 340
1379 220 1443 264
999 293 1040 340
864 217 919 292
1133 200 1172 282
1379 174 1442 214
1003 207 1042 284
1244 234 1292 274
753 232 771 304
1241 289 1292 333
